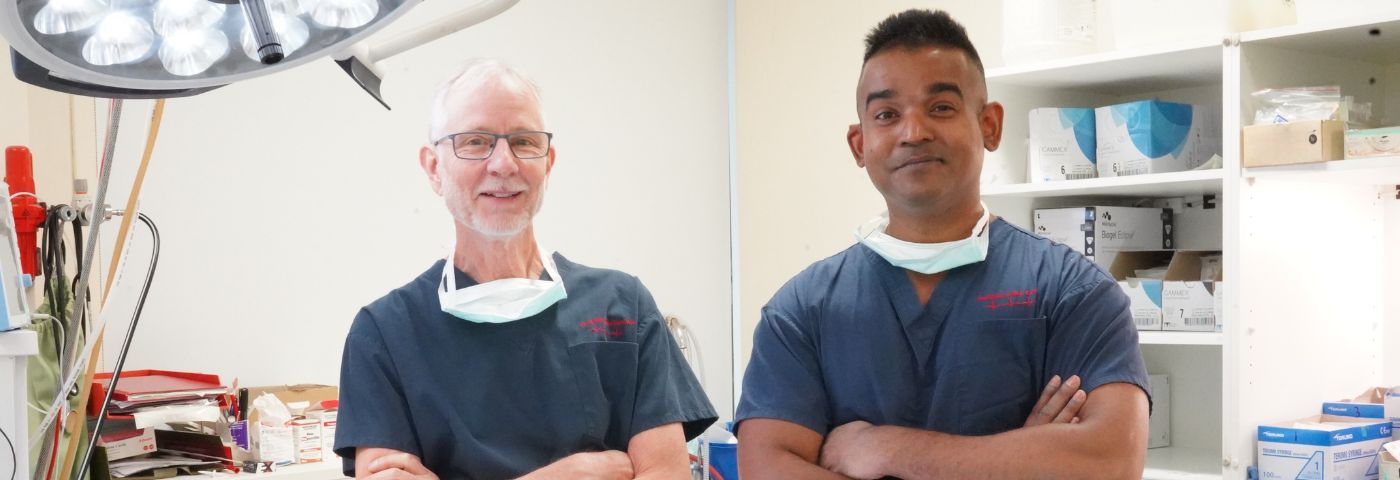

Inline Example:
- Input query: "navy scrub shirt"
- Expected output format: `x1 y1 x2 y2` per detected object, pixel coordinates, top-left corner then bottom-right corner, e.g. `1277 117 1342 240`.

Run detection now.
334 254 717 479
737 218 1150 437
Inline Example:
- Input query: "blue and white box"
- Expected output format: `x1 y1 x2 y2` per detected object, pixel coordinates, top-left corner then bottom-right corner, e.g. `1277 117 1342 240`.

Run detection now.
1095 100 1219 177
1322 387 1400 441
1028 108 1097 182
1258 415 1392 480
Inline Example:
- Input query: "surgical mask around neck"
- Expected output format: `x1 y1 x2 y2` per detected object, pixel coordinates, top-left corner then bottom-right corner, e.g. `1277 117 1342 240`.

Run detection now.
438 243 567 323
854 204 991 274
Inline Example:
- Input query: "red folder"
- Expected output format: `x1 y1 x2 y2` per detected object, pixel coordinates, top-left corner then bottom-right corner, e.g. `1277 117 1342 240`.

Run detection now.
89 370 225 416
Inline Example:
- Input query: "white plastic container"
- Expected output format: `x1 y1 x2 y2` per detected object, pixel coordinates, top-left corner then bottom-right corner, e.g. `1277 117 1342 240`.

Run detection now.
1296 0 1400 24
1002 0 1096 66
1109 0 1229 50
1106 0 1296 51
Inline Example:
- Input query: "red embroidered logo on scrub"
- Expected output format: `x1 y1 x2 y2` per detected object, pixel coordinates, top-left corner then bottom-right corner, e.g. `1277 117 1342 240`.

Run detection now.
579 317 637 337
978 289 1038 310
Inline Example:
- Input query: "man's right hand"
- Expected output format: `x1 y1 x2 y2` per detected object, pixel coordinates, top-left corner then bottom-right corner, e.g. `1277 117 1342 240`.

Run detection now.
521 451 635 480
1023 375 1087 427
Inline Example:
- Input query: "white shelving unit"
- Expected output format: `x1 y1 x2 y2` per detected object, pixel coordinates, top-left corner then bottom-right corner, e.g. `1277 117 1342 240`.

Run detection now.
983 11 1400 479
1139 331 1225 347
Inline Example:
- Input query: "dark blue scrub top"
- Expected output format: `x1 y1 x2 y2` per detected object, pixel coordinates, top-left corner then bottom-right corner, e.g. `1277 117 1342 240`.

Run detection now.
737 218 1149 437
334 254 717 479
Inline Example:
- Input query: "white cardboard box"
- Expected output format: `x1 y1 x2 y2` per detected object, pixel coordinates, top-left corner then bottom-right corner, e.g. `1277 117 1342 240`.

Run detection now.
255 423 295 466
1033 206 1174 268
1258 415 1392 480
1108 251 1174 331
313 409 338 460
1148 374 1171 449
292 418 323 464
1029 107 1098 183
1382 449 1399 480
1161 251 1223 332
1096 100 1218 177
98 428 157 462
1389 390 1400 441
1345 127 1400 159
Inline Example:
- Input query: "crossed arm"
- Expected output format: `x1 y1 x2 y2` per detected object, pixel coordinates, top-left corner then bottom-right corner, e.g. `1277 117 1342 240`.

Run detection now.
354 422 689 480
738 379 1148 480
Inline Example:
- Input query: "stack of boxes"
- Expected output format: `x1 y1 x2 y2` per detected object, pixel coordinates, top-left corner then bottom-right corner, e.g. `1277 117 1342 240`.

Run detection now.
1028 100 1221 183
1032 205 1224 333
1257 388 1400 480
239 385 340 469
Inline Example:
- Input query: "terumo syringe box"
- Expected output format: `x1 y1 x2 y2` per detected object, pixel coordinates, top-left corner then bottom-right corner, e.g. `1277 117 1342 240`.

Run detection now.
1257 415 1391 480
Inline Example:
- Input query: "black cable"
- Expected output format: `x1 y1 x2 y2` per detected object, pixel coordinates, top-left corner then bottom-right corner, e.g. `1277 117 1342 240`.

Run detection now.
79 213 160 475
1 423 14 480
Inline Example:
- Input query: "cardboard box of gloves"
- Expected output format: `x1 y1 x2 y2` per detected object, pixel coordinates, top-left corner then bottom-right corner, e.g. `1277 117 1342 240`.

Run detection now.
1108 250 1223 332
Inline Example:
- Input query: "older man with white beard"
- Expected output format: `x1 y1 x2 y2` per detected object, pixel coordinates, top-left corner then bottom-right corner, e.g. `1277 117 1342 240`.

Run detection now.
332 58 716 480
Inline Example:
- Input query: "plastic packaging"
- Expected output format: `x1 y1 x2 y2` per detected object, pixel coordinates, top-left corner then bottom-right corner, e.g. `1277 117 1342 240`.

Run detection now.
1252 86 1342 125
1002 0 1096 66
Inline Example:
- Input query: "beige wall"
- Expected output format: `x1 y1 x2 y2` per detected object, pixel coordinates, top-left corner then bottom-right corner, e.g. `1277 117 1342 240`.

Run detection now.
734 2 1001 388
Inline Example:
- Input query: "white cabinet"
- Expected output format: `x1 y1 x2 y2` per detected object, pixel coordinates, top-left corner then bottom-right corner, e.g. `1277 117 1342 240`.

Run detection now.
983 12 1400 479
1 329 39 480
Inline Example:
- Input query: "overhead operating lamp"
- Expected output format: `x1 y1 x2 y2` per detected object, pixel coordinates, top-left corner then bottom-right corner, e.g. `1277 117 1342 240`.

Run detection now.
0 0 519 107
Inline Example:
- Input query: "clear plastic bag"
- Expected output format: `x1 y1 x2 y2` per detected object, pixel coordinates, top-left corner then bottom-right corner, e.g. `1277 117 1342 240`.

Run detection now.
1252 86 1341 125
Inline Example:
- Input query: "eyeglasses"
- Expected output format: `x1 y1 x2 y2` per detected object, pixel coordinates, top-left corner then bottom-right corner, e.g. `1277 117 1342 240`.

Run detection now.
432 131 553 160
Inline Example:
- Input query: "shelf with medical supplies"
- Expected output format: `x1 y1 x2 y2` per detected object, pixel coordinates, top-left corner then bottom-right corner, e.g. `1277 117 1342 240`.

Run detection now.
979 10 1400 479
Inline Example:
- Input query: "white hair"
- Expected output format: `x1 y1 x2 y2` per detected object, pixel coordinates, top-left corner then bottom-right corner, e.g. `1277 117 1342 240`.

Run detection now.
428 58 546 141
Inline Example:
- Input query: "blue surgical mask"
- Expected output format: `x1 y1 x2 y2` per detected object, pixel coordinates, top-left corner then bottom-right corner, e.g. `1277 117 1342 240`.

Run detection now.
854 204 991 274
438 244 568 323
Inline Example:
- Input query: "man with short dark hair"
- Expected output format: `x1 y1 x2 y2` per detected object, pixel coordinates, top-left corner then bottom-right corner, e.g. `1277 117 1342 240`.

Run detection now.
736 10 1151 479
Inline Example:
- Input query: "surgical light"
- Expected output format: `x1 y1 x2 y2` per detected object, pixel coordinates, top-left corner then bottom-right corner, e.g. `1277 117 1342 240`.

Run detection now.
1 0 521 106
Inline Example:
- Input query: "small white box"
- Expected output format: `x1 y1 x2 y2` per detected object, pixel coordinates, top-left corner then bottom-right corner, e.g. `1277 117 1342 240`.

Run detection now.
255 423 295 466
1096 100 1219 177
1389 390 1400 441
1148 374 1171 449
1029 108 1098 183
1381 449 1399 480
1033 206 1174 268
1161 251 1223 332
98 428 157 462
313 409 338 460
292 418 323 464
1258 415 1392 480
1347 127 1400 159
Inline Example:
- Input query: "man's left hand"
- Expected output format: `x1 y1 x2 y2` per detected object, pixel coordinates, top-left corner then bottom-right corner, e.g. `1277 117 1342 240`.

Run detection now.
819 420 886 479
365 452 440 480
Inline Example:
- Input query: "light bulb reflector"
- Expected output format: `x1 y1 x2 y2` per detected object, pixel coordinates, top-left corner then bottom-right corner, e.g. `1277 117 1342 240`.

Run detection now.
153 0 227 37
81 12 156 66
305 0 378 29
33 0 107 35
159 28 229 76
